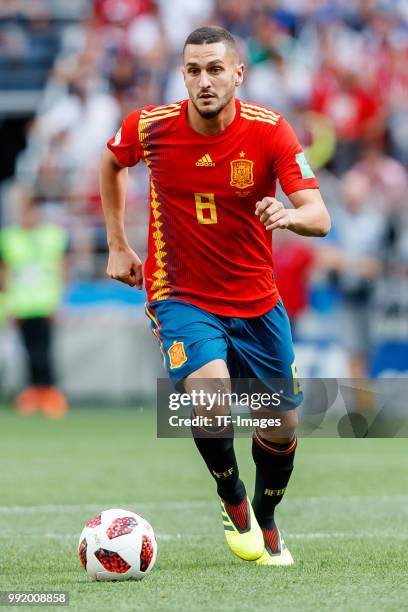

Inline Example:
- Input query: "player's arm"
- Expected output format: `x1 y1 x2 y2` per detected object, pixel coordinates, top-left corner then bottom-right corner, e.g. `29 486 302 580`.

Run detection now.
100 112 144 288
255 189 331 237
256 116 331 237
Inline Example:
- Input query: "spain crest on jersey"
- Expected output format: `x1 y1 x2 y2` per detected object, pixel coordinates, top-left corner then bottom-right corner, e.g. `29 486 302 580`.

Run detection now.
230 158 254 189
168 341 187 369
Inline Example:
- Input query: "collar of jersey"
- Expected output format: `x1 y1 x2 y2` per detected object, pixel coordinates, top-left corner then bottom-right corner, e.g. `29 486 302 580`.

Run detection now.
182 98 241 141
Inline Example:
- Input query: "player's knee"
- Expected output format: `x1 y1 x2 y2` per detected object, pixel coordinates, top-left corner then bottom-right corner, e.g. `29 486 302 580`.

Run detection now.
184 375 231 418
256 408 298 443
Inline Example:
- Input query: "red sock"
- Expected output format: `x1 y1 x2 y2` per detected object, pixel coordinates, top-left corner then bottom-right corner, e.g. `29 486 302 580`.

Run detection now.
262 525 280 554
223 496 248 530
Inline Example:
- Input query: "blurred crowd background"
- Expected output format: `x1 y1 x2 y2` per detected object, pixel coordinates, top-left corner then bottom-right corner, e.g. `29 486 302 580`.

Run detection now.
0 0 407 409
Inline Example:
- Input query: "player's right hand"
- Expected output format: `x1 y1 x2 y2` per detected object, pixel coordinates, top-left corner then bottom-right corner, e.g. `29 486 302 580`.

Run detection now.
106 246 143 289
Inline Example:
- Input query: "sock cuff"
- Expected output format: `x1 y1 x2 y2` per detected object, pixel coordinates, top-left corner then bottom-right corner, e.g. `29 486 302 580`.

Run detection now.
253 430 297 455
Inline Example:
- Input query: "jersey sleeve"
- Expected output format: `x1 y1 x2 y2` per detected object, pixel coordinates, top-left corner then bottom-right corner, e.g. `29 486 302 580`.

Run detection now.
271 116 319 196
107 109 144 167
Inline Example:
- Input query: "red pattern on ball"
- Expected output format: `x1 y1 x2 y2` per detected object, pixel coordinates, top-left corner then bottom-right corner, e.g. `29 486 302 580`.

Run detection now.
140 535 154 572
86 514 102 528
94 548 131 574
106 516 138 540
78 538 87 569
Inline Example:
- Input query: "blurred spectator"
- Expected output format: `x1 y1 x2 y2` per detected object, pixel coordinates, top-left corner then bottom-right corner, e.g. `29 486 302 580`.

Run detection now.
322 170 386 378
213 0 255 39
245 15 311 112
387 42 408 164
352 141 408 212
0 0 60 90
310 63 384 174
33 63 120 176
0 186 68 418
93 0 156 28
157 0 214 52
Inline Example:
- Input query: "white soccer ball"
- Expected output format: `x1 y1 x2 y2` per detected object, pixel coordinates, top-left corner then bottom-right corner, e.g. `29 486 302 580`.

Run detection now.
78 508 157 581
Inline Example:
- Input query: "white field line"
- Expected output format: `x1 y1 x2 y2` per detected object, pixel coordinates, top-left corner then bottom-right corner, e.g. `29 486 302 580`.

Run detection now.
0 495 407 514
0 532 406 541
0 502 211 514
0 497 406 545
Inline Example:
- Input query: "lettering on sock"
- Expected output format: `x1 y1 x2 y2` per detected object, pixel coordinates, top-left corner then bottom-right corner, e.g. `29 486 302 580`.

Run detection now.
264 487 286 497
212 467 234 479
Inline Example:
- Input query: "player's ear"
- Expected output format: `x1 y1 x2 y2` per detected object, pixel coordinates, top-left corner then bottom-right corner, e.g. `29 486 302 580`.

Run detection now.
181 66 186 84
235 64 244 87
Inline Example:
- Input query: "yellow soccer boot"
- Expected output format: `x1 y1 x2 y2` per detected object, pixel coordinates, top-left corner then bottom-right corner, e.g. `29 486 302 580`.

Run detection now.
256 524 294 566
220 496 264 561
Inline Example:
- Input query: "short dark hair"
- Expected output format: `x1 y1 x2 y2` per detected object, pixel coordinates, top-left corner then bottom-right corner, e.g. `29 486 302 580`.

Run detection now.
183 25 237 54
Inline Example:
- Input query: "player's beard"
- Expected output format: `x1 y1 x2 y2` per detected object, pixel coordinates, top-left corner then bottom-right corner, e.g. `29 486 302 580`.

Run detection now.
192 89 234 119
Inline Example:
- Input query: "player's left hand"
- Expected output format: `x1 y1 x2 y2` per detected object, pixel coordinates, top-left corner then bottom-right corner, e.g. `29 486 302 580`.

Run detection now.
255 197 293 231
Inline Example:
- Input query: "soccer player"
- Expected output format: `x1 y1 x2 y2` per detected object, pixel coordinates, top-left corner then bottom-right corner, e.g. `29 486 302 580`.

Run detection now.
100 26 330 566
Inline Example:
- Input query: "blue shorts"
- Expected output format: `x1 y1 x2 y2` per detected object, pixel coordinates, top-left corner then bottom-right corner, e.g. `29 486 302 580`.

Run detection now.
146 298 301 410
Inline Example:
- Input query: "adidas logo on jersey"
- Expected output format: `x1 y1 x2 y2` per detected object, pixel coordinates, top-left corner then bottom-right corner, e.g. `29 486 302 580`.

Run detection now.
196 154 215 167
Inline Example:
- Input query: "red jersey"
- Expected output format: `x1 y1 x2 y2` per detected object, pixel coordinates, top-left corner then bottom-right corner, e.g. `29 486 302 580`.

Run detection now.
107 99 319 317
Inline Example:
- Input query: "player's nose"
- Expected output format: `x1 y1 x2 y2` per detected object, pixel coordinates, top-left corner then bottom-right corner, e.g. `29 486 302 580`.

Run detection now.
198 70 211 89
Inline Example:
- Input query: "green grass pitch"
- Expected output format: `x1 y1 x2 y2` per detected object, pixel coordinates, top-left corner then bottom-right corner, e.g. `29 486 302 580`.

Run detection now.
0 406 407 611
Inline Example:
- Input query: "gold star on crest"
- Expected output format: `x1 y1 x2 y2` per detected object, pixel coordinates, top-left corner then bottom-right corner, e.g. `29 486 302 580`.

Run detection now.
239 151 245 157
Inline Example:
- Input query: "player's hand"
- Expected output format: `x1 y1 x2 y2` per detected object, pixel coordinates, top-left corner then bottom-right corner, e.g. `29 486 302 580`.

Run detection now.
106 245 143 289
255 197 293 231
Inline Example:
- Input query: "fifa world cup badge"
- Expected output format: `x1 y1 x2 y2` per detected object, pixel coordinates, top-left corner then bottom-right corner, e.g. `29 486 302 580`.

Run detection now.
230 153 254 189
168 341 187 369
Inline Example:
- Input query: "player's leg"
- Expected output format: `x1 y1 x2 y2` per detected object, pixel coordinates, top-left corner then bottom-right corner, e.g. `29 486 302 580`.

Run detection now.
251 403 298 529
185 359 263 561
228 299 299 564
146 299 263 560
184 359 244 504
251 408 297 565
